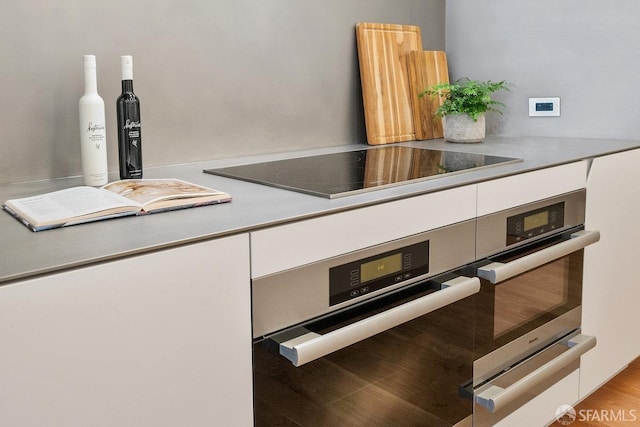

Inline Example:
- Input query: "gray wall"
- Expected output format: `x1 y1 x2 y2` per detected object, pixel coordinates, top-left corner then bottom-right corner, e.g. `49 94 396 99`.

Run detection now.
446 0 640 139
0 0 445 185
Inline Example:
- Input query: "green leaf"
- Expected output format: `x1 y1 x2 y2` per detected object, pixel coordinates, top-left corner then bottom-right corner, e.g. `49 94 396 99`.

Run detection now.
418 78 513 120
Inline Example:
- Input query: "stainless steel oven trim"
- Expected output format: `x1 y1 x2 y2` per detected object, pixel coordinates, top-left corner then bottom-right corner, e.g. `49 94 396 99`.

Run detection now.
276 275 480 367
252 219 476 338
475 331 596 413
476 189 587 259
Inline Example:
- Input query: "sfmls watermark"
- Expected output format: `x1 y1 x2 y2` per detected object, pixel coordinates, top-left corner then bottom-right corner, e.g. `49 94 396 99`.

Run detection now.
555 404 638 425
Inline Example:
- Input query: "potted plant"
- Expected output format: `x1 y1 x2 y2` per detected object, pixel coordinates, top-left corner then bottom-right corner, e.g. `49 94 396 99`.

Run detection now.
419 78 511 143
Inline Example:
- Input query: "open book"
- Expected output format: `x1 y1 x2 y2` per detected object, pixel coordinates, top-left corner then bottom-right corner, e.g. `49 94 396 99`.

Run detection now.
3 179 232 231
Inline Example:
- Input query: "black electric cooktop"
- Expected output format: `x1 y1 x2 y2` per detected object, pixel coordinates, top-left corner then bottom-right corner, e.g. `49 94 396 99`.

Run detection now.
204 146 522 198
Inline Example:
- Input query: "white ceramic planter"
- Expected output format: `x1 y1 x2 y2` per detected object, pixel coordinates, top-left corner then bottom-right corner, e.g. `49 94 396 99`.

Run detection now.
443 113 485 143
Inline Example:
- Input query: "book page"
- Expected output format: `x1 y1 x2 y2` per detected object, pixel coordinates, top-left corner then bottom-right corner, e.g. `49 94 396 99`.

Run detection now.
103 179 222 206
6 186 140 224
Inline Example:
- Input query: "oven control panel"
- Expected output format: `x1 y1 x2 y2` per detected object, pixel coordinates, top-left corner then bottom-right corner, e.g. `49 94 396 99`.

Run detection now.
507 201 565 245
329 240 429 306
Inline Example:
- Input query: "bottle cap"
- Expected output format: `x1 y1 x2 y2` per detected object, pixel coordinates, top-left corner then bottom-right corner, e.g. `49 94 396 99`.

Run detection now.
121 55 133 80
83 55 96 68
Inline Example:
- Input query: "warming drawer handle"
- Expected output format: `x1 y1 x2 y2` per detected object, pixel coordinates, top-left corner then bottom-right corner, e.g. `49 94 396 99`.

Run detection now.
477 229 600 284
278 276 480 367
475 334 597 413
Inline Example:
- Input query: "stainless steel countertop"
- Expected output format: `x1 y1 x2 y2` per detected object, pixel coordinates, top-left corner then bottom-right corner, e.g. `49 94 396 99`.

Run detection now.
1 136 638 284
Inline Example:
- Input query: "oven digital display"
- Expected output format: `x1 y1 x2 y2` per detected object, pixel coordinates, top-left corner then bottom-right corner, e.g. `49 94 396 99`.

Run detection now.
507 202 565 246
329 240 429 306
524 211 549 232
361 253 403 283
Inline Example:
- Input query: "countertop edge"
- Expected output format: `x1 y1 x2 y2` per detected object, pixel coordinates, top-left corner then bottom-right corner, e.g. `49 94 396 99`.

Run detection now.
2 136 639 285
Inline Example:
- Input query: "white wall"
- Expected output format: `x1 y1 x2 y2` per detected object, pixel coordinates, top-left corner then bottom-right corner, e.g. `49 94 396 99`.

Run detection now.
0 0 445 184
446 0 640 140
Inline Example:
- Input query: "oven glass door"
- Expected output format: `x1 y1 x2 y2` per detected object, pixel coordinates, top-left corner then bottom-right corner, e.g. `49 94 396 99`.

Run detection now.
253 273 478 427
474 239 583 360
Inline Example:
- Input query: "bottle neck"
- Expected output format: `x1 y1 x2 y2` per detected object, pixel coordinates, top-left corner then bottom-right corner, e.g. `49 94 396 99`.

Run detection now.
121 79 134 93
84 66 98 94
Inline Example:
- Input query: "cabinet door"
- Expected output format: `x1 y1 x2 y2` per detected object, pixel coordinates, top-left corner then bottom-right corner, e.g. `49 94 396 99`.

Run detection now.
251 185 477 278
476 161 588 216
0 235 252 427
581 149 640 398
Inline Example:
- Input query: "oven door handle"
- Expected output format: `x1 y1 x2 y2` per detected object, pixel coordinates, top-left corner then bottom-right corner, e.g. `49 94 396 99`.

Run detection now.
477 229 600 284
277 276 480 367
475 333 596 413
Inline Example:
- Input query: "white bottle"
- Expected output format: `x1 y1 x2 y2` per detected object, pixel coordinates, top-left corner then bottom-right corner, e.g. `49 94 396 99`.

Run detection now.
79 55 108 186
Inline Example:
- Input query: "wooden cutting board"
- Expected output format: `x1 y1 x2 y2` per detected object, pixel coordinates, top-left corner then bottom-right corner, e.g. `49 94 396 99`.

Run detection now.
406 50 449 140
356 23 423 145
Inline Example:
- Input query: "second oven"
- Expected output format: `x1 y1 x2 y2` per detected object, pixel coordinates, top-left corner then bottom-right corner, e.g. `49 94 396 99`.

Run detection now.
468 189 599 426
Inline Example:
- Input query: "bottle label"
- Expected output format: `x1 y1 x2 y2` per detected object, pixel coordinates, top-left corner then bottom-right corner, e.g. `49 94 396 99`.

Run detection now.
80 118 108 186
124 119 141 130
125 119 141 150
86 122 106 149
118 114 142 179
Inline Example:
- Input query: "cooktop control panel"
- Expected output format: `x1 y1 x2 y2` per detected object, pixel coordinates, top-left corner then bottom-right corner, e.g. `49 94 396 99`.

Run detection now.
329 240 429 306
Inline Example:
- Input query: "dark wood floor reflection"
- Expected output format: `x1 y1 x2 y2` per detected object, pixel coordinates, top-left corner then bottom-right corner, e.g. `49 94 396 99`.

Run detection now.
551 357 640 427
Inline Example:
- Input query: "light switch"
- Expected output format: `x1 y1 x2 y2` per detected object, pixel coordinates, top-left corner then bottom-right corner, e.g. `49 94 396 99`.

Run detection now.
529 97 560 117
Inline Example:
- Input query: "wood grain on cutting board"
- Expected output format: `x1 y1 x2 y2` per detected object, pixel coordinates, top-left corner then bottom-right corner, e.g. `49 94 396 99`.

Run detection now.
407 50 449 140
356 23 423 145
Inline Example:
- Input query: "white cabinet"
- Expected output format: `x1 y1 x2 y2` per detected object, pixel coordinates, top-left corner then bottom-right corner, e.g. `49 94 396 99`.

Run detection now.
251 185 477 278
0 235 252 427
580 148 640 398
476 161 588 216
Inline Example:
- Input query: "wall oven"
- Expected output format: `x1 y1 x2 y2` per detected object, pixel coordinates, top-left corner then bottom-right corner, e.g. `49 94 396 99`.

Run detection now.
252 220 479 426
469 189 599 426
